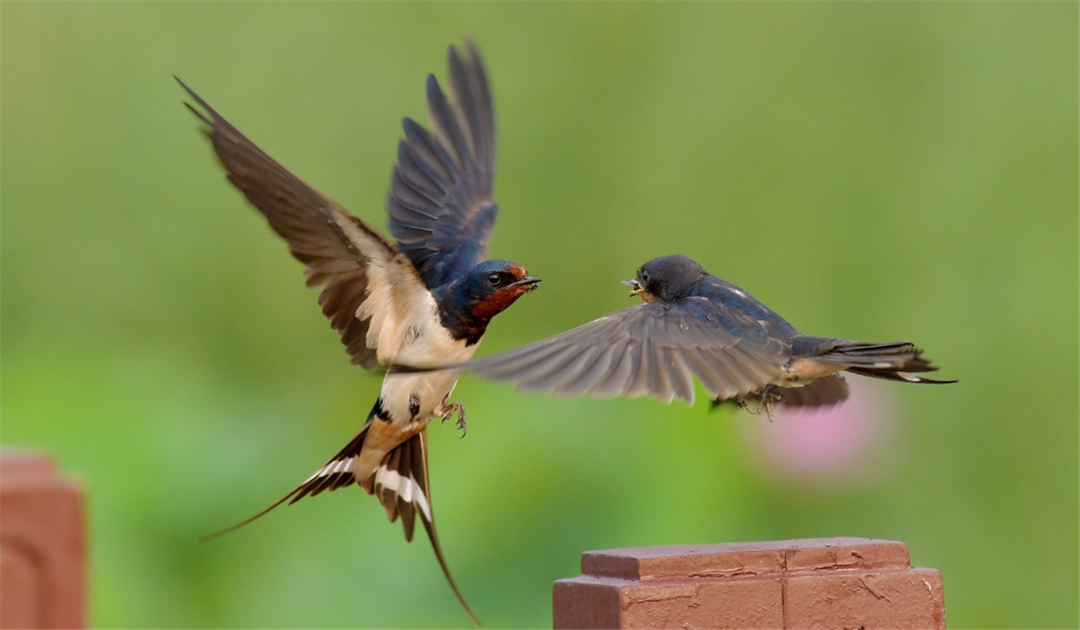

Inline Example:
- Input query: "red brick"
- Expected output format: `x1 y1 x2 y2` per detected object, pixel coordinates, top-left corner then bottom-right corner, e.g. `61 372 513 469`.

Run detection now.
619 577 784 629
554 538 946 629
785 538 911 573
1 451 87 629
554 577 622 629
786 568 945 630
582 541 787 581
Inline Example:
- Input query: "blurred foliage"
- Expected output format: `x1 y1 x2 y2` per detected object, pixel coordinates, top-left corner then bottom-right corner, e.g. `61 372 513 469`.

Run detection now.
3 3 1077 628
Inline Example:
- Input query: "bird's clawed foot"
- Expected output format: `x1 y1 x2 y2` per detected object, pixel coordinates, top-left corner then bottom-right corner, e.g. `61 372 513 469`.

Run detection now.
755 385 783 421
439 401 468 438
735 394 750 411
736 387 783 421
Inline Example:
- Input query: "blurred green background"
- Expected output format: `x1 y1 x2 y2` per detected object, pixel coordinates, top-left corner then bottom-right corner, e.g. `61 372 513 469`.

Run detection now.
4 3 1077 628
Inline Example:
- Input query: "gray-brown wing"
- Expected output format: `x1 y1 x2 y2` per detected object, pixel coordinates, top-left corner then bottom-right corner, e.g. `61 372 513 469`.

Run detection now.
179 78 416 369
461 297 791 405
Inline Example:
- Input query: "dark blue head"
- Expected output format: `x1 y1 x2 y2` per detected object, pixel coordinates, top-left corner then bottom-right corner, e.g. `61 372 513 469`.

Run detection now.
439 260 541 344
462 260 542 317
623 255 708 303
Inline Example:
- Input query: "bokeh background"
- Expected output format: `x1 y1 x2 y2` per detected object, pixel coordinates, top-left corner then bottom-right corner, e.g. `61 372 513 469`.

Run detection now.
4 3 1077 628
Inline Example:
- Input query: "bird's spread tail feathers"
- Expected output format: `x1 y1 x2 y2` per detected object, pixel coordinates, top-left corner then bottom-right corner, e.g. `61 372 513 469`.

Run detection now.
806 339 956 384
200 404 479 626
362 432 479 626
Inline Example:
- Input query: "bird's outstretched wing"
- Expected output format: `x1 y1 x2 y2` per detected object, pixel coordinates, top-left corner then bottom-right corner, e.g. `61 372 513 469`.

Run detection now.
388 42 499 289
201 425 479 625
458 297 791 405
179 78 436 368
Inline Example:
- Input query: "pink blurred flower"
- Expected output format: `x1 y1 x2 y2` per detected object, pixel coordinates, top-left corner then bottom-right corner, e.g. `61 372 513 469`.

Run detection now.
739 378 898 484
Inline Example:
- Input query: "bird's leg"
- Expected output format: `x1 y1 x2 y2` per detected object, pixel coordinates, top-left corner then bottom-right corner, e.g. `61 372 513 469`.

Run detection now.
756 385 783 421
437 399 468 438
737 393 765 416
761 393 774 421
736 394 752 413
454 403 467 437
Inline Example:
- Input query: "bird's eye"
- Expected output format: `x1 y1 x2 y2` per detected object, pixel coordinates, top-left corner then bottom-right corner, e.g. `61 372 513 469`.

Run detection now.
640 269 650 283
486 272 502 286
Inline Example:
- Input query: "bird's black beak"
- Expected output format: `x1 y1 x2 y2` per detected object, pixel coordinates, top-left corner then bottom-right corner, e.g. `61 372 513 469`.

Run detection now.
511 276 542 292
621 279 644 298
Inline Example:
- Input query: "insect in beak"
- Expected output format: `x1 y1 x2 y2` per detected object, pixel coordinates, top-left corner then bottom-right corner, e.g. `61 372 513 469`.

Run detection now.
510 276 542 292
621 279 644 298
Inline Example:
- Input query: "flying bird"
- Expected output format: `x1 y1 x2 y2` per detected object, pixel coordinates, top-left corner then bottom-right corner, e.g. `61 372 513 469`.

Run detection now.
179 42 538 625
438 255 953 415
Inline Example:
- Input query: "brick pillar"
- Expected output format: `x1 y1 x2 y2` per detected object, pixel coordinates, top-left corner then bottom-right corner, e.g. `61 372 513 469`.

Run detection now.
553 537 945 629
0 452 87 629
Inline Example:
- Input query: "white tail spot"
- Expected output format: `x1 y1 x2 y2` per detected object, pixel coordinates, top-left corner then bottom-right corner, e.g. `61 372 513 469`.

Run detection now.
374 465 432 521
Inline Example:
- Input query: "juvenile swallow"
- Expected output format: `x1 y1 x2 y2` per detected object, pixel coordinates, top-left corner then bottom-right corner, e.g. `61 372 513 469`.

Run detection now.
437 255 952 415
179 42 538 624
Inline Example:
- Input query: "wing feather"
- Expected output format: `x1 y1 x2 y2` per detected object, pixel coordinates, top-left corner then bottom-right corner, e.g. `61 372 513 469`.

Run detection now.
516 345 588 391
557 343 619 396
645 341 675 403
388 42 499 289
178 78 434 368
725 343 779 386
586 340 635 398
623 340 652 400
679 347 738 401
459 298 789 405
662 346 696 404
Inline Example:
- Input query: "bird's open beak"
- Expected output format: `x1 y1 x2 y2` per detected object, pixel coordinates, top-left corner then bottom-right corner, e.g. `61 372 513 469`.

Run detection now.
621 279 644 298
511 276 542 292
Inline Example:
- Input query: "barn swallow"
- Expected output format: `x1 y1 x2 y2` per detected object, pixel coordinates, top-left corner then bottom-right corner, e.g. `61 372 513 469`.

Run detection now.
178 42 537 624
436 255 953 415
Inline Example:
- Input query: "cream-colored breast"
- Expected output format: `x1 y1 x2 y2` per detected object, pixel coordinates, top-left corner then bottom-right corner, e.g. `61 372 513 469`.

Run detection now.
354 255 484 423
378 319 482 424
379 368 466 423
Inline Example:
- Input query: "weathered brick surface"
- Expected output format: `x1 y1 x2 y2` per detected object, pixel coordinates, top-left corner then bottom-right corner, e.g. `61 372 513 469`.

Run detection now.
619 577 784 629
1 452 86 629
553 577 621 629
786 567 945 630
554 538 945 629
583 542 786 583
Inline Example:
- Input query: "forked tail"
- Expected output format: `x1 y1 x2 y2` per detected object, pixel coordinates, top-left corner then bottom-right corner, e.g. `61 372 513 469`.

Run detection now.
806 339 956 384
200 408 479 625
363 430 480 626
